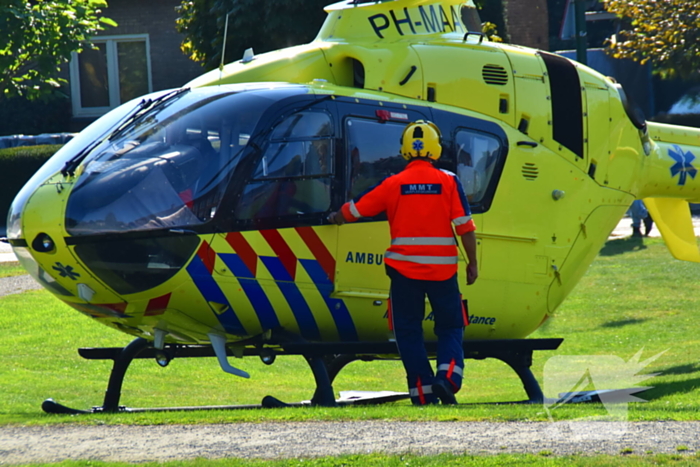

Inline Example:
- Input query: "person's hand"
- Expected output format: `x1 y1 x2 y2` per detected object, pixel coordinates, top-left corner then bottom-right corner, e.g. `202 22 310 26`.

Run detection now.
466 263 478 285
327 211 346 225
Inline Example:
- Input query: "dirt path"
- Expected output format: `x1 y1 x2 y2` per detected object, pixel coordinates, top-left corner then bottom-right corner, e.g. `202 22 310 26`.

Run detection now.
1 421 699 463
0 274 42 297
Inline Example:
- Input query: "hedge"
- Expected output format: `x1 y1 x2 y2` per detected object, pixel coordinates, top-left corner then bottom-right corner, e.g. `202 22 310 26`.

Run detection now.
0 145 62 229
651 113 700 128
0 95 72 137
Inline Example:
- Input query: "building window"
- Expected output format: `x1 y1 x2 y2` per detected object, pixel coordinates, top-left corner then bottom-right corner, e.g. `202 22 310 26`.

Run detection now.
70 35 152 118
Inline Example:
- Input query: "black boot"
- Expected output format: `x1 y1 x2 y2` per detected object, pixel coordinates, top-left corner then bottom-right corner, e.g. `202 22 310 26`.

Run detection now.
432 380 457 405
632 227 642 238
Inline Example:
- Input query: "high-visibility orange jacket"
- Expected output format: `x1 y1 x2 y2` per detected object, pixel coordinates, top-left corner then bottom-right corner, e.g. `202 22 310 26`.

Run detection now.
340 159 476 281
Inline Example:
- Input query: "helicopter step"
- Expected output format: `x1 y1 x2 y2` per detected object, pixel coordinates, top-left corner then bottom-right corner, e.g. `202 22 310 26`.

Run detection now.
41 337 563 414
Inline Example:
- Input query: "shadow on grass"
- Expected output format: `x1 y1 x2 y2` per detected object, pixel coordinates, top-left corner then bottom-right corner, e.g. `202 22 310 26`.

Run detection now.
600 318 649 328
599 237 648 256
639 376 700 400
657 362 700 377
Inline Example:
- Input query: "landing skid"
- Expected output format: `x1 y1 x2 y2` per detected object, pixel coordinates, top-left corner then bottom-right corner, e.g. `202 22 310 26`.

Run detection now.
42 337 563 414
41 393 407 414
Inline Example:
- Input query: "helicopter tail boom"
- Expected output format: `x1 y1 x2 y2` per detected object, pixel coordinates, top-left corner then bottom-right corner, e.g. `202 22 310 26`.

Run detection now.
639 122 700 262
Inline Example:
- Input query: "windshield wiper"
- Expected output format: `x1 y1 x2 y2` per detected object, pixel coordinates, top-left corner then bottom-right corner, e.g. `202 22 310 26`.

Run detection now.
60 87 191 178
108 87 190 142
61 138 105 177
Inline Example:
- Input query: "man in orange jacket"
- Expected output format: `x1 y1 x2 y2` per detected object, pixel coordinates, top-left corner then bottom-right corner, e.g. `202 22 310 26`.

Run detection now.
329 120 478 405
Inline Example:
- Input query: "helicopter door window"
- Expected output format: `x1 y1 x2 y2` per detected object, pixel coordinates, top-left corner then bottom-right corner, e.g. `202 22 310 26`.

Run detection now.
455 129 501 204
271 111 333 139
235 111 334 221
254 140 333 179
346 118 406 199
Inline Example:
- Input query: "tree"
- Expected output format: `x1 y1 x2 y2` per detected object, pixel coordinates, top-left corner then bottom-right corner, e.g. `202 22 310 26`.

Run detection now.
605 0 700 80
176 0 329 71
0 0 116 100
176 0 505 71
474 0 506 42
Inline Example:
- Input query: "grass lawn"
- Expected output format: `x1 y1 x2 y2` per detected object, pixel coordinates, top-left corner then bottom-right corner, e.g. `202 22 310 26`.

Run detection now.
0 261 24 278
1 237 698 426
2 453 698 466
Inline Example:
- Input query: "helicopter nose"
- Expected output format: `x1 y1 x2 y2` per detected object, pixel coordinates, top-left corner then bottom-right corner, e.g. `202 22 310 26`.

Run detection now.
15 175 124 305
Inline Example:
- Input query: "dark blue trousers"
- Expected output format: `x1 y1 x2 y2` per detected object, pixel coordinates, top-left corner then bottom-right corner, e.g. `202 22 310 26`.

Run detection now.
387 266 466 405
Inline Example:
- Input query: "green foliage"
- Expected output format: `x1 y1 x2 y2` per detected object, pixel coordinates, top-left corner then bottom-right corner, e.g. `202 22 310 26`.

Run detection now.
0 145 60 224
482 22 503 43
0 92 71 136
474 0 507 42
176 0 329 71
605 0 700 80
0 0 116 100
175 0 507 70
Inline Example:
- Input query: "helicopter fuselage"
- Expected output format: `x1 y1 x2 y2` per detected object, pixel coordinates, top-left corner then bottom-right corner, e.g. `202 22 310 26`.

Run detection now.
7 0 700 352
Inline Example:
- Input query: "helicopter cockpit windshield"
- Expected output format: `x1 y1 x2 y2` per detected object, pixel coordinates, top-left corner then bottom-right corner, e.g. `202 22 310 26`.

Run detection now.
64 86 287 236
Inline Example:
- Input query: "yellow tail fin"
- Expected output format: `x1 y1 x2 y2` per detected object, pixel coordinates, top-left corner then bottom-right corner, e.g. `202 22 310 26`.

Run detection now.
644 198 700 262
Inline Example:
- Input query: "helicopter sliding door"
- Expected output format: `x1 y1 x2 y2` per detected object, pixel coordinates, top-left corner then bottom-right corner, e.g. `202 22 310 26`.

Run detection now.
333 99 431 303
430 109 507 299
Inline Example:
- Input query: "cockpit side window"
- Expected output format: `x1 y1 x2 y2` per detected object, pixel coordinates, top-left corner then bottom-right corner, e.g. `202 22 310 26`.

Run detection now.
454 129 501 204
235 111 334 220
346 118 406 200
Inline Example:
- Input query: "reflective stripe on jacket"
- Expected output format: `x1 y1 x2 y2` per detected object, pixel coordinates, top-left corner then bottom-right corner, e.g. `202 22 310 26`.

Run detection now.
340 159 476 281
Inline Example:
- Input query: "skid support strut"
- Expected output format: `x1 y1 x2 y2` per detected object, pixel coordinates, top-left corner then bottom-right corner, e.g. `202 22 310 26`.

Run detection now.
308 355 338 406
42 338 563 413
43 338 150 414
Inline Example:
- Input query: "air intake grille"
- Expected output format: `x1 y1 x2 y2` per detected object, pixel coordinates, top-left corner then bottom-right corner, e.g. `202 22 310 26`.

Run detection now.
522 162 538 180
482 64 509 85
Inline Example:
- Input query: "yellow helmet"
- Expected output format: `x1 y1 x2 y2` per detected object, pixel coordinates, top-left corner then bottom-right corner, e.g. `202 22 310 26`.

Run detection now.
400 120 442 161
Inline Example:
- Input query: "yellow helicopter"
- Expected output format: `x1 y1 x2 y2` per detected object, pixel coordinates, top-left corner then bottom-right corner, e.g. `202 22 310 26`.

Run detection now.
5 0 700 412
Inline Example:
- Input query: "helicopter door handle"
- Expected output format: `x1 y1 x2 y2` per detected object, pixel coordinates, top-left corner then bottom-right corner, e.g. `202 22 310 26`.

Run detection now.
399 66 417 86
463 32 486 44
517 141 538 148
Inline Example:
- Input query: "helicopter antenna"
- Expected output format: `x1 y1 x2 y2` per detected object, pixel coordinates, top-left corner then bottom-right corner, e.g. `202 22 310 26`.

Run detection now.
219 11 232 83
